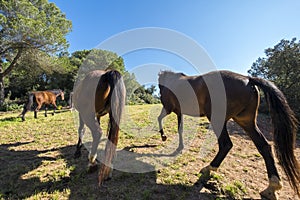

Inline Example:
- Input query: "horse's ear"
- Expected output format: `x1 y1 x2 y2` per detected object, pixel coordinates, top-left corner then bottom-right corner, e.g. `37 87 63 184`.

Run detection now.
158 70 164 77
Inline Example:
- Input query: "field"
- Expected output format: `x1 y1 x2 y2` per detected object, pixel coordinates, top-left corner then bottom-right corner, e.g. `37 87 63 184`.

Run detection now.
0 104 299 200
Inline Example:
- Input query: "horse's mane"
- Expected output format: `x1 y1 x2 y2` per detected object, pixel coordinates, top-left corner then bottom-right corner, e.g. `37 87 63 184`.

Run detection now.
158 71 186 84
47 89 63 95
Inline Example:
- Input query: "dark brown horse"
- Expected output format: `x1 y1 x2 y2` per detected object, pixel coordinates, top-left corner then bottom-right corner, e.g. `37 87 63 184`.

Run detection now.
73 69 125 186
21 89 64 121
158 70 299 200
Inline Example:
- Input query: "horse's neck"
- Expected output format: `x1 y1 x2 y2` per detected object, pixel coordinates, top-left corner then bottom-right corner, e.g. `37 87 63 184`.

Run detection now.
49 90 61 96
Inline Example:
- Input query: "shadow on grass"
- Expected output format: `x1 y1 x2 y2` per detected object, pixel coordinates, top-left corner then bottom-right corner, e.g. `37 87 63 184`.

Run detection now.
0 108 71 122
0 116 20 122
0 141 238 200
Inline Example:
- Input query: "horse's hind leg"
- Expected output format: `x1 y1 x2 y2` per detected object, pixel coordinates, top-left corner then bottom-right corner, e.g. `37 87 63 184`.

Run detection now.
177 113 184 152
200 122 233 177
85 115 103 173
235 118 282 200
74 113 86 158
158 107 170 141
21 104 28 121
51 102 57 116
45 106 48 117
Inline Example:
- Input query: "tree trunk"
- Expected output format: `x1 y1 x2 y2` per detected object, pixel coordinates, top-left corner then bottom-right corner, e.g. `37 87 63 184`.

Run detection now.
0 49 23 106
0 75 4 106
0 60 4 106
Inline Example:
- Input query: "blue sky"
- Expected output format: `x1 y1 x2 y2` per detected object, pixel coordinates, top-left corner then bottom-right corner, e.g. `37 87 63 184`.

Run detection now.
51 0 300 76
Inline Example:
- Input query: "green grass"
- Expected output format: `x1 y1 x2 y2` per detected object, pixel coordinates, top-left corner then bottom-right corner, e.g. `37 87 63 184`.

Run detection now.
222 181 247 199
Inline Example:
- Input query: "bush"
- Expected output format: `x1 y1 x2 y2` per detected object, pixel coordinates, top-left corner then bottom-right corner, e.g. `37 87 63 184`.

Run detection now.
0 101 23 112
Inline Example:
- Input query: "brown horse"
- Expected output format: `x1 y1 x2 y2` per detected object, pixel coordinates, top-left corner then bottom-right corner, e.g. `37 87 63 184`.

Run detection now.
72 69 125 186
158 70 299 200
21 89 64 121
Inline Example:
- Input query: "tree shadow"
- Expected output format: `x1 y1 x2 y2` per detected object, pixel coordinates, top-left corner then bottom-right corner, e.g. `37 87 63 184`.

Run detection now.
0 141 246 200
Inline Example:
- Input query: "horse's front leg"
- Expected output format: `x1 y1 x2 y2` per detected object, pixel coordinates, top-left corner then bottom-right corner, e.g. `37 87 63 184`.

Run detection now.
52 102 58 116
158 107 168 141
34 104 42 119
200 122 232 180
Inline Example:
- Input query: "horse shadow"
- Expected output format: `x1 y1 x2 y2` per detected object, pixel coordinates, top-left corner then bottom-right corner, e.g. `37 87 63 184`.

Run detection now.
0 141 241 200
0 108 70 122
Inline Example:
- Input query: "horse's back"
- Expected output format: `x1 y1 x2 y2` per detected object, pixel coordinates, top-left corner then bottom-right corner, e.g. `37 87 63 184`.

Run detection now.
73 70 106 112
32 91 48 103
159 70 258 118
203 70 258 119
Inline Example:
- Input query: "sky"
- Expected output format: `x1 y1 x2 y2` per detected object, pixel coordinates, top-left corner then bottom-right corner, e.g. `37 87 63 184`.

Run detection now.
50 0 300 78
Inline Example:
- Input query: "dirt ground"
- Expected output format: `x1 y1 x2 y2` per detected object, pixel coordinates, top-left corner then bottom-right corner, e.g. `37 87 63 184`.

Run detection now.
193 115 300 200
94 114 300 200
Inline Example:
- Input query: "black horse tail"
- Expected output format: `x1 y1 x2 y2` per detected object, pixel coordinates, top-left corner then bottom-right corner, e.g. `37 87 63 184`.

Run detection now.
249 76 300 196
21 93 34 121
98 70 126 185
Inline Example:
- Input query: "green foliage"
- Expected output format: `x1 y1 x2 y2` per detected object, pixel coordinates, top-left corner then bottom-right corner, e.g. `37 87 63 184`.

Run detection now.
248 38 300 118
128 85 160 105
75 49 125 78
5 51 76 103
0 0 72 54
0 92 23 111
4 47 159 106
0 0 72 105
70 49 159 105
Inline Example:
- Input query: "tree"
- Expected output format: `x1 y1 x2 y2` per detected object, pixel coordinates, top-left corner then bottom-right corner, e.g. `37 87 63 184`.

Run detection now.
0 0 72 105
248 38 300 118
128 85 160 105
71 49 145 105
75 49 127 81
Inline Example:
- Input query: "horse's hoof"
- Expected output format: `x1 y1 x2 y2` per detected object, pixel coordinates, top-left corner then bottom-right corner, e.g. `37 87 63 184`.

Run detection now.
161 135 167 141
260 188 278 200
199 165 218 182
87 163 98 173
260 176 282 200
98 165 113 186
74 151 81 159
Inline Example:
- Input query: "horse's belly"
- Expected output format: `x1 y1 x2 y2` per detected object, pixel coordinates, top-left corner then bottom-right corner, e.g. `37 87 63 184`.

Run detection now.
180 103 203 117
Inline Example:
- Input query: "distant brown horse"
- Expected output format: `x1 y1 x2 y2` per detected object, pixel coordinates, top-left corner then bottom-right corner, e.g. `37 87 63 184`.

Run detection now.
158 70 299 200
21 89 64 121
72 70 126 186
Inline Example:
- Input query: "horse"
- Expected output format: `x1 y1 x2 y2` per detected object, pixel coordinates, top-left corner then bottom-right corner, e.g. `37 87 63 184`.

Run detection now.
72 69 126 186
157 70 299 200
20 89 64 121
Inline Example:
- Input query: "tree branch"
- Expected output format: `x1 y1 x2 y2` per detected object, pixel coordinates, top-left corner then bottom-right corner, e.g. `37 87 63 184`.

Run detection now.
1 48 23 77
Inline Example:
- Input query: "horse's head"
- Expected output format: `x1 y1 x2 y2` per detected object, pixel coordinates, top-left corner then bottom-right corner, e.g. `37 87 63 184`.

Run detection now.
158 71 186 86
60 90 65 100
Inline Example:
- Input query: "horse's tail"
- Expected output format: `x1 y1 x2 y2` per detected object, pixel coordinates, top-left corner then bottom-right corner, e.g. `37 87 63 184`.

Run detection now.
20 93 34 121
249 76 300 196
98 70 126 185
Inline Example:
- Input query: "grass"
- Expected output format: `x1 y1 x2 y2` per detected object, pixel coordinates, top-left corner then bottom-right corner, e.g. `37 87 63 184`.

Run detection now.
1 105 297 199
0 105 216 199
222 181 247 199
